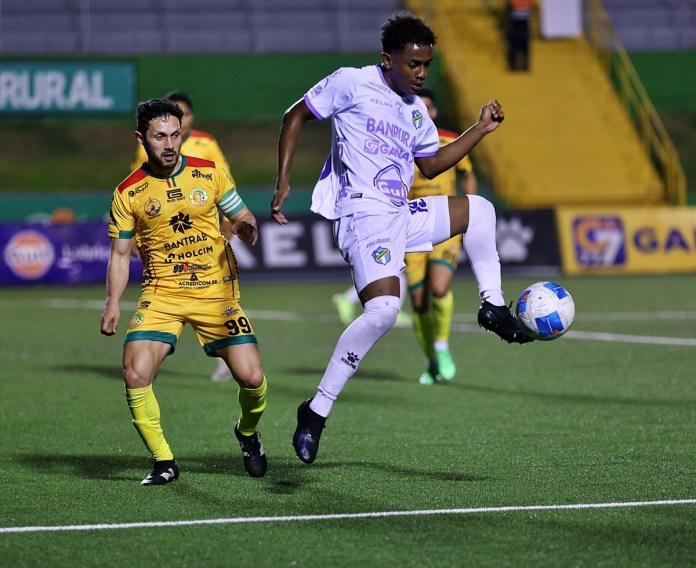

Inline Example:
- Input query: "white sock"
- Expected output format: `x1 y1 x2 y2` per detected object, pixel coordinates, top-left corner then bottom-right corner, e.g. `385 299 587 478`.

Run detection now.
311 295 400 417
463 195 504 306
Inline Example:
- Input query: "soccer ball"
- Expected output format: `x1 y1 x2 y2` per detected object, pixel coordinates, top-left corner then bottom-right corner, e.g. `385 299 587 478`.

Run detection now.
515 282 575 341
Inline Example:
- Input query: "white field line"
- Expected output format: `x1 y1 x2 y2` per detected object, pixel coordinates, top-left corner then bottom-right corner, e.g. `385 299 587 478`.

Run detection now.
2 498 695 534
6 298 696 347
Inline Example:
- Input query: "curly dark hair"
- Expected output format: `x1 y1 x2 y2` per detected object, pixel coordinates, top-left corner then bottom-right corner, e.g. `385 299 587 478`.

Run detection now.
136 98 184 135
381 11 437 53
164 90 194 112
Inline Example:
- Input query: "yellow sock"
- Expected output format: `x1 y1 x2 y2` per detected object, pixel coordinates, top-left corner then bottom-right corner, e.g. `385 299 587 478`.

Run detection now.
126 385 174 461
237 376 267 436
413 310 436 360
432 290 454 345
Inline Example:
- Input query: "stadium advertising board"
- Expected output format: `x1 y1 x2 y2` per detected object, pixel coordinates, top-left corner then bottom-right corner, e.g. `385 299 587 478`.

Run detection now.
556 207 696 275
0 209 560 285
0 61 135 115
0 223 140 285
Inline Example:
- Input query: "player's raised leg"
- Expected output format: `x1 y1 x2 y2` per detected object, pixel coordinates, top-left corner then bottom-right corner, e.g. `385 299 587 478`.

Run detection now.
447 194 532 344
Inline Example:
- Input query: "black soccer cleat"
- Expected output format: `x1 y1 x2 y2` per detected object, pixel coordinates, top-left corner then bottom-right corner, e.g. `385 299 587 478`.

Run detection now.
234 424 268 478
293 398 326 464
141 459 179 486
477 300 534 344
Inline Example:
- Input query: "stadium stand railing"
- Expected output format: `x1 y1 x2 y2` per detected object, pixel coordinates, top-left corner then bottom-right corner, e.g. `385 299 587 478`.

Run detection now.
406 0 685 207
587 0 686 205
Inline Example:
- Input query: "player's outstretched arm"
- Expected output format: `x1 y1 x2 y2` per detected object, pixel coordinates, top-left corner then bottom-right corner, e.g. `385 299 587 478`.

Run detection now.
101 238 132 336
272 99 316 225
416 100 505 180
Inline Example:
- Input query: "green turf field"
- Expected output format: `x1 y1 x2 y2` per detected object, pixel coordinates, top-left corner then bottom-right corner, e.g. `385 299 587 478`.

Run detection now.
1 275 695 566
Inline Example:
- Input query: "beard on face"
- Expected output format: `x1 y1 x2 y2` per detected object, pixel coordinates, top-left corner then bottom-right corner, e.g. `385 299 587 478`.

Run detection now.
143 141 179 170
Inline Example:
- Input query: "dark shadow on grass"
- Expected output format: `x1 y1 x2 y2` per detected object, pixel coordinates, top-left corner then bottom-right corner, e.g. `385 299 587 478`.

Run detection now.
51 364 205 380
16 453 489 489
283 366 407 382
51 364 123 379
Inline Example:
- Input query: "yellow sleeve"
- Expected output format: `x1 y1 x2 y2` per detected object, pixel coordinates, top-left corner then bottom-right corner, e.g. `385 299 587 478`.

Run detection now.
108 189 135 239
129 145 147 172
456 154 473 174
209 138 232 176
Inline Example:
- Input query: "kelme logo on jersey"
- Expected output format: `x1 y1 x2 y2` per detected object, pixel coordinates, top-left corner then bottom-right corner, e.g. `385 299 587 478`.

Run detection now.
129 311 144 329
412 109 424 129
372 246 391 265
144 198 161 217
189 188 208 207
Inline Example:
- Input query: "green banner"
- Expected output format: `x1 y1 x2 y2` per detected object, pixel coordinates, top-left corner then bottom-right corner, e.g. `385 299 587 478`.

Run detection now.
0 61 135 115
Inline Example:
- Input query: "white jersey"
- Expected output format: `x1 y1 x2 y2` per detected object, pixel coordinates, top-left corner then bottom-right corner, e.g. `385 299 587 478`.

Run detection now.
305 65 440 220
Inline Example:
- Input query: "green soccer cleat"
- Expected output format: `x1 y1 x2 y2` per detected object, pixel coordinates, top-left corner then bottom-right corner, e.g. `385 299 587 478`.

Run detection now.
332 293 357 326
418 359 440 385
394 311 412 328
435 348 456 381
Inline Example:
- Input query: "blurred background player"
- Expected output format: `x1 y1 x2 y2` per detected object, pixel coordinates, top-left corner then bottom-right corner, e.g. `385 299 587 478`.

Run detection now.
129 90 236 382
332 273 410 328
504 0 535 72
130 91 231 175
405 88 478 385
102 98 268 484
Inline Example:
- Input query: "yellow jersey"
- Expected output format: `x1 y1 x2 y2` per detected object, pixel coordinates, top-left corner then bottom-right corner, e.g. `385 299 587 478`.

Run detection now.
408 128 473 199
109 156 244 300
129 129 232 175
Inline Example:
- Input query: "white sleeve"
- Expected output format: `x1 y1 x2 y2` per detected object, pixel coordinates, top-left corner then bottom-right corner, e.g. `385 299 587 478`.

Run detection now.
304 67 357 120
413 114 440 157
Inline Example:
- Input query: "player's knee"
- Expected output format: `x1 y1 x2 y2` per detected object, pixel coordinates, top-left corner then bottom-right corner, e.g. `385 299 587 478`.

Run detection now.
122 366 153 389
363 295 400 332
235 369 264 389
431 283 449 298
468 194 496 225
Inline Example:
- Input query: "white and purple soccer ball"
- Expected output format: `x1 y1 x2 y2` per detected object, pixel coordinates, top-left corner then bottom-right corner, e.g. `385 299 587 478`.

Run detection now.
516 282 575 341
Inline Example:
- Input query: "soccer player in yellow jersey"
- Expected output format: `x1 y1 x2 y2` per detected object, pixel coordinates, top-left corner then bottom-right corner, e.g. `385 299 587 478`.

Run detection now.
405 88 478 385
101 98 268 485
130 91 237 383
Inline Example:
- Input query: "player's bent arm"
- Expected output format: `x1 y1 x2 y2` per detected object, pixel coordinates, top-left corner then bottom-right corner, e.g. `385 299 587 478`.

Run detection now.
416 122 488 179
227 206 258 246
416 100 504 179
101 237 132 336
272 99 316 224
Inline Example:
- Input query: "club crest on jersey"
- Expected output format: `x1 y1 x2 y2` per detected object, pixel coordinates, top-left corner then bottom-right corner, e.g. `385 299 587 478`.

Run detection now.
144 198 161 217
129 311 144 329
189 188 208 206
372 246 391 265
412 109 424 129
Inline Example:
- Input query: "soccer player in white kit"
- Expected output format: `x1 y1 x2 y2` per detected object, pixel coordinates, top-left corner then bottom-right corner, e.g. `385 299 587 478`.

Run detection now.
271 12 532 464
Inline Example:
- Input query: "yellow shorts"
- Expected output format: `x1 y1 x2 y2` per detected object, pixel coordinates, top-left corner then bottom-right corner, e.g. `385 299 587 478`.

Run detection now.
405 234 462 290
124 293 257 356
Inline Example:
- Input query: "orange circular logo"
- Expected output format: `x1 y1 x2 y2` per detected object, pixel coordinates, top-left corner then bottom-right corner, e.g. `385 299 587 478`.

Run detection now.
3 230 55 279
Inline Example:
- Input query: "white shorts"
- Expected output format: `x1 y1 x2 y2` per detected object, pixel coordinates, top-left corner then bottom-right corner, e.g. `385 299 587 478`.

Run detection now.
334 195 451 293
